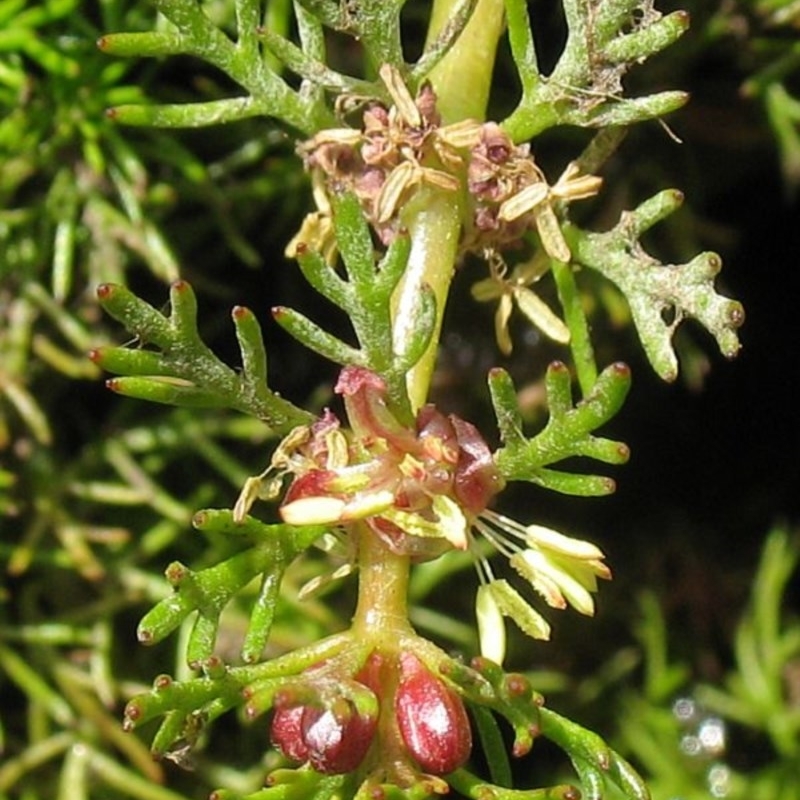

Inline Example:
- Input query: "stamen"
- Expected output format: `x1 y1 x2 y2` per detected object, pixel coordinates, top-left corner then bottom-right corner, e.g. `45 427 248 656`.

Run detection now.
473 517 517 558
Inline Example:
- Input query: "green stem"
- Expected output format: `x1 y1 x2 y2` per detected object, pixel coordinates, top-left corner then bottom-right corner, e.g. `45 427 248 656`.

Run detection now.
351 523 414 646
392 0 505 412
360 0 506 668
393 187 462 413
551 260 598 397
426 0 507 123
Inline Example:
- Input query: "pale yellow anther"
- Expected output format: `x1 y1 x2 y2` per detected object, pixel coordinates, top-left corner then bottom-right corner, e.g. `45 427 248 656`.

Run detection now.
498 181 549 223
340 490 396 521
280 496 347 526
379 63 422 128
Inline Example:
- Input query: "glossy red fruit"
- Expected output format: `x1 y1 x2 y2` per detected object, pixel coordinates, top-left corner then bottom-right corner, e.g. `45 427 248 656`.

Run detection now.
270 699 376 774
395 652 472 774
270 704 309 764
301 702 376 773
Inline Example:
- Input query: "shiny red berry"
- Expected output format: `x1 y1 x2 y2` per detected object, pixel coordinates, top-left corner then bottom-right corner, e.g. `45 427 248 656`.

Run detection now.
301 702 376 773
270 699 376 774
395 652 472 774
270 704 309 764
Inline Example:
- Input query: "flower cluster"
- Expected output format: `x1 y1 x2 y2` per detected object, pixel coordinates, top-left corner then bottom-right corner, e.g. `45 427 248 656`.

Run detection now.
288 65 601 264
241 366 610 665
275 366 505 560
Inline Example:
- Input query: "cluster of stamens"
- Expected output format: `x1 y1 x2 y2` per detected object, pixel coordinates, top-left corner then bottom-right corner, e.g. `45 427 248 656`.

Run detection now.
289 64 601 264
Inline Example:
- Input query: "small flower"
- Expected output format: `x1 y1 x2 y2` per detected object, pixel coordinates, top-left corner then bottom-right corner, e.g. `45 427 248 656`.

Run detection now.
471 509 611 665
238 366 610 667
267 367 504 565
497 161 602 262
471 250 570 355
293 65 481 249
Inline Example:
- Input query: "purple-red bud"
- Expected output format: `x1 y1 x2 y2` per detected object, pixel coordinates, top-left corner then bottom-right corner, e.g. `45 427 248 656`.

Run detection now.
394 653 472 775
270 704 309 764
302 702 376 773
270 698 376 774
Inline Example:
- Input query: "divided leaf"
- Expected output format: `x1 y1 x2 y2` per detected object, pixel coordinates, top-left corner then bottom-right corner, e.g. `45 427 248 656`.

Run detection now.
274 192 436 419
137 510 325 665
490 361 631 496
570 190 745 382
93 281 312 432
503 0 690 140
539 707 651 800
99 0 334 134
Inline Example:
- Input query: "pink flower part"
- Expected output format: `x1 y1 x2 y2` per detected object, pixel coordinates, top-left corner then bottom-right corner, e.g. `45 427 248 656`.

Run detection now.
335 367 415 450
282 469 341 504
395 652 472 775
449 416 505 514
279 367 503 555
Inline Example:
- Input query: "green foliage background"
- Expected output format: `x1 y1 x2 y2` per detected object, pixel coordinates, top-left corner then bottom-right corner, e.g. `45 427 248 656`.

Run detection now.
1 1 800 798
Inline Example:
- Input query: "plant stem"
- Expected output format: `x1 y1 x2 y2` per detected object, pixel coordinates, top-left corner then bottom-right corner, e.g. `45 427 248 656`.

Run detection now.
362 0 506 646
351 523 414 646
393 187 462 413
392 0 505 412
426 0 507 123
551 260 598 396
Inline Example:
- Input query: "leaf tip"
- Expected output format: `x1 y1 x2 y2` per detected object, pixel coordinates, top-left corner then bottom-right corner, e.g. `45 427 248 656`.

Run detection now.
165 561 189 585
123 700 142 728
728 302 745 330
153 674 173 690
137 626 154 645
96 283 117 301
192 511 208 528
610 361 631 380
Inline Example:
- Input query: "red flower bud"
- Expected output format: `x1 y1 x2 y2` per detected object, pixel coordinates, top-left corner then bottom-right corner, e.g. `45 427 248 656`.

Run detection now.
270 704 309 764
270 699 376 774
302 701 376 773
449 415 504 514
395 653 472 774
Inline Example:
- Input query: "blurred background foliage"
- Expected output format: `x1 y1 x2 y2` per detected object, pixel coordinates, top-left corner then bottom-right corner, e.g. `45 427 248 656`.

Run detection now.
1 0 799 798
